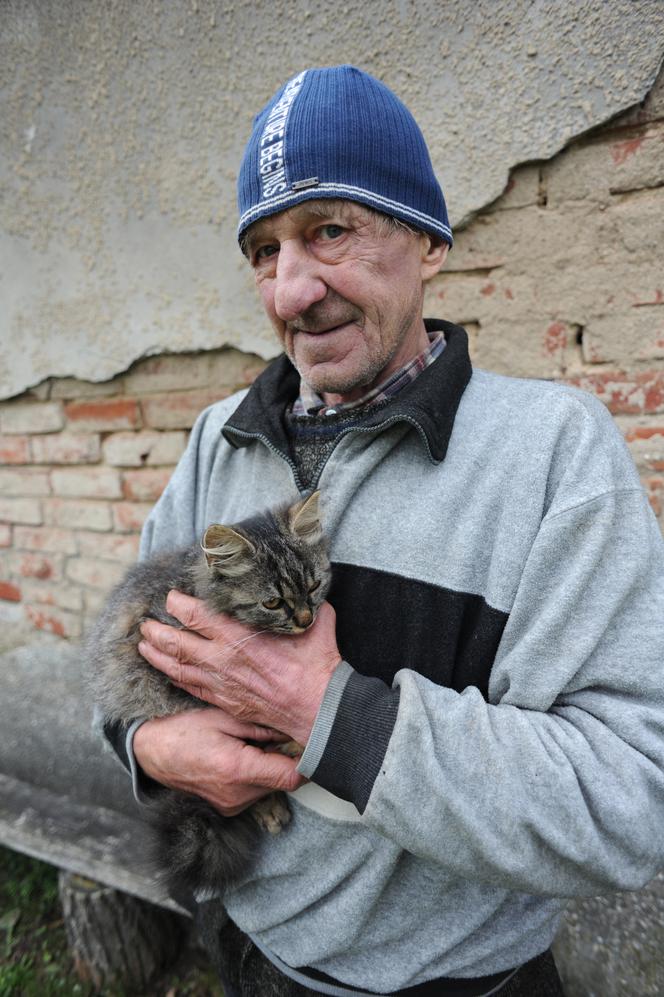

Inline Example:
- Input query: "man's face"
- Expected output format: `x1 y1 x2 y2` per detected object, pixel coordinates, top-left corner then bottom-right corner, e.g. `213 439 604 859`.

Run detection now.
244 201 446 404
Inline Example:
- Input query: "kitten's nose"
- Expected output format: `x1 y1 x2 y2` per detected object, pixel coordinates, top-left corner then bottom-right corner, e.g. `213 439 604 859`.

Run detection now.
294 608 313 629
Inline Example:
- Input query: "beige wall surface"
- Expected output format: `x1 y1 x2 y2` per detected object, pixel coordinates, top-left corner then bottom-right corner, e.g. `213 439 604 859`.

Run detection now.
1 0 663 399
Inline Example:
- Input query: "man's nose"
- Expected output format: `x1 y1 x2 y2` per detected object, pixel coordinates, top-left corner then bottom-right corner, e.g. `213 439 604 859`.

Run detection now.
273 241 327 322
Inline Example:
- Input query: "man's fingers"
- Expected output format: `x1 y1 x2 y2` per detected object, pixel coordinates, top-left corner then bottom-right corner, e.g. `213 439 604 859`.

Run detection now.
239 743 305 793
165 589 244 639
164 706 284 743
138 638 210 692
139 619 213 666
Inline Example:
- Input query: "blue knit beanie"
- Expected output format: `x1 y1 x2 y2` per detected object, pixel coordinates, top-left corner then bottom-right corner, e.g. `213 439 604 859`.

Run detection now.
237 65 452 247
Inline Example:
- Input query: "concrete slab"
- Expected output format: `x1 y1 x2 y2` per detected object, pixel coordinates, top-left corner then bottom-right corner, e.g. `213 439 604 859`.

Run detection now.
0 638 187 912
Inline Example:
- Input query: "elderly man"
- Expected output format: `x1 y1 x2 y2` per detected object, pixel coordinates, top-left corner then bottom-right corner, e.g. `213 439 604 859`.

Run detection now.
106 67 664 997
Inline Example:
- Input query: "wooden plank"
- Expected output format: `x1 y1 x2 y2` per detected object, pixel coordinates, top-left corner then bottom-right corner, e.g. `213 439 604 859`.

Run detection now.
0 772 189 916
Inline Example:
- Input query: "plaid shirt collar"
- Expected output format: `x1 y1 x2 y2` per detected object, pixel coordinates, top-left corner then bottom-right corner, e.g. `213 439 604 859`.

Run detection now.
291 329 446 417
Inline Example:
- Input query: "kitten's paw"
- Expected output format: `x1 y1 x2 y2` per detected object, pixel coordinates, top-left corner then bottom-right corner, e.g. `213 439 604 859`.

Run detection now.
274 739 303 759
251 793 291 834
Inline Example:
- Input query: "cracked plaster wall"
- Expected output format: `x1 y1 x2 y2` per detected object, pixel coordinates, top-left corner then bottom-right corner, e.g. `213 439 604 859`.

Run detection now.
1 0 663 400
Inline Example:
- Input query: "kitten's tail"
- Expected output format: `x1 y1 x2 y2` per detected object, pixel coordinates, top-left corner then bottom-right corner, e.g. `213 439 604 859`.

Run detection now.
148 790 260 907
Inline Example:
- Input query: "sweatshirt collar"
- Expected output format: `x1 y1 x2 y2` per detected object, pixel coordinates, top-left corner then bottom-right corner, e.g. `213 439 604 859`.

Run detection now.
223 319 472 464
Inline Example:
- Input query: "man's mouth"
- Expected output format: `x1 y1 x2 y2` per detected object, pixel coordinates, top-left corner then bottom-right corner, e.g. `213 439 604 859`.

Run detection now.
294 319 356 336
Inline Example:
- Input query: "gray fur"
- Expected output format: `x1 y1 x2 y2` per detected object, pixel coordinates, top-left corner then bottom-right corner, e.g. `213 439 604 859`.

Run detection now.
87 492 330 902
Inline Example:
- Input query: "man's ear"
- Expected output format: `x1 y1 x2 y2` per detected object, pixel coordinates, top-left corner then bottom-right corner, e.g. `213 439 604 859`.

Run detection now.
420 237 449 282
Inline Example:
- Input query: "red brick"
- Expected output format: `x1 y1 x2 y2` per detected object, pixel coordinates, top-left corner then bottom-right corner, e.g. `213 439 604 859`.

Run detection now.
644 477 664 517
0 581 21 602
43 498 112 532
5 551 63 581
565 371 664 415
51 467 123 499
0 524 11 546
543 322 569 359
83 588 108 614
13 526 78 554
31 433 101 465
76 531 140 563
26 381 51 401
123 353 213 393
0 468 51 496
0 497 42 525
141 390 226 429
624 426 664 442
124 349 264 395
0 435 31 464
64 397 141 431
102 430 187 467
0 401 64 434
242 363 268 385
20 579 84 612
50 376 119 399
121 468 173 502
65 556 127 590
112 502 153 533
610 134 647 166
24 604 81 639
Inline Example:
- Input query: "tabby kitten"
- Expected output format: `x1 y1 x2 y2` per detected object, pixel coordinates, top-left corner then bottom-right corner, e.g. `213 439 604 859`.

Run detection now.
89 491 330 905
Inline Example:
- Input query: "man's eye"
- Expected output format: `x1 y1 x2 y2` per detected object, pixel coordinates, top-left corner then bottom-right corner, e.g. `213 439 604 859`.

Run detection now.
255 244 278 261
319 224 344 240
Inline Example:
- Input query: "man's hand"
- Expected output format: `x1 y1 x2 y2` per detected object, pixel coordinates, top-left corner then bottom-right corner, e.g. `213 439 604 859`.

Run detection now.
138 595 341 746
133 708 305 816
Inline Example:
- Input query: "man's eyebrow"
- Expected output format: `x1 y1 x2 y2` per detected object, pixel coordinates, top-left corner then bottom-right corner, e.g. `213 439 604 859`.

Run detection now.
243 222 278 257
243 229 264 255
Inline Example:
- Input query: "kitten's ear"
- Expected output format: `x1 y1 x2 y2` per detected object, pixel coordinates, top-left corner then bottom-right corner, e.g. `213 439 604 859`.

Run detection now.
201 525 255 575
288 490 322 544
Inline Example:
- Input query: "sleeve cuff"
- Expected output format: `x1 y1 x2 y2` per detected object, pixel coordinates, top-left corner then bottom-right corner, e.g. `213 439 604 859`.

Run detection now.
298 660 354 778
126 718 159 805
299 664 401 813
101 713 161 806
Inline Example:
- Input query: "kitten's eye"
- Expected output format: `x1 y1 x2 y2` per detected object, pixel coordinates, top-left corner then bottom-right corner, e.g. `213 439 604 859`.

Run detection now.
308 580 321 593
262 597 282 610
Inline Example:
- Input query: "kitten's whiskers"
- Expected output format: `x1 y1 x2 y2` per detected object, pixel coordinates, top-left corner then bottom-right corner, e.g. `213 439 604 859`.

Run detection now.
222 628 271 656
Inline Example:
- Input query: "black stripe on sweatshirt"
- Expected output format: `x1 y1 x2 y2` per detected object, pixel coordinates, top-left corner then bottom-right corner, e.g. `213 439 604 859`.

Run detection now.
327 562 508 695
313 562 509 811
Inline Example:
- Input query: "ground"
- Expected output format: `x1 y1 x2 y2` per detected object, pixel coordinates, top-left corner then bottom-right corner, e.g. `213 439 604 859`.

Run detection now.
0 846 222 997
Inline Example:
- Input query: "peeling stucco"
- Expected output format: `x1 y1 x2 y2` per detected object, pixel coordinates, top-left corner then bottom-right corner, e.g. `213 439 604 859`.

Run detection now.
1 0 663 398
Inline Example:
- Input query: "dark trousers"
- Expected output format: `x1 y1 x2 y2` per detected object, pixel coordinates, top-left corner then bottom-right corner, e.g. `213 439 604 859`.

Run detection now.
212 917 565 997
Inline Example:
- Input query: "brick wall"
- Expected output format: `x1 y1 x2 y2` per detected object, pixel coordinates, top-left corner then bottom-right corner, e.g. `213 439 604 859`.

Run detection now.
424 65 664 531
0 350 266 640
1 68 663 641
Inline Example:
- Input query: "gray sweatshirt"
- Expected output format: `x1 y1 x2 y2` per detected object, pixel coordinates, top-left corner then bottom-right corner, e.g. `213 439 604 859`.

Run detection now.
134 322 664 993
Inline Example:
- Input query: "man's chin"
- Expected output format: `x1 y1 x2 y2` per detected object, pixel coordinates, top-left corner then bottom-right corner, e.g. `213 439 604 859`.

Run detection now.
286 338 383 399
297 362 378 401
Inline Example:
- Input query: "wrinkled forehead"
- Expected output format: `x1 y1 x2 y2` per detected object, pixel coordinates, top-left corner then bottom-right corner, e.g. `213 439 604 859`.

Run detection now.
241 198 374 254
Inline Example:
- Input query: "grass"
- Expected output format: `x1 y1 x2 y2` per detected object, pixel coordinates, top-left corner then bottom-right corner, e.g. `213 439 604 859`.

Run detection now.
0 846 222 996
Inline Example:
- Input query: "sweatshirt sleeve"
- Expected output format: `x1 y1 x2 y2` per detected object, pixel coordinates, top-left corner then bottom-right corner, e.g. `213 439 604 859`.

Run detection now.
97 403 221 780
298 485 664 898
